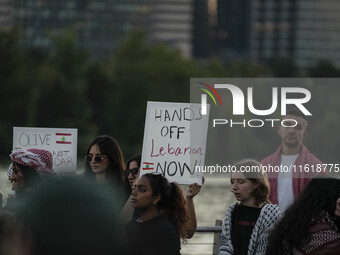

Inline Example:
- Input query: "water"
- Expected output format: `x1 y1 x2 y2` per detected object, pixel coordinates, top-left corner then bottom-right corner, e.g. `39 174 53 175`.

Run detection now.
180 177 233 255
0 166 234 255
0 167 12 206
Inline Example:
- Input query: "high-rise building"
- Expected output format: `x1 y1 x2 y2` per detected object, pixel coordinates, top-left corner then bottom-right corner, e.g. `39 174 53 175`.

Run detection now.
216 0 340 68
13 0 150 59
12 0 194 59
149 0 193 58
192 0 209 58
0 0 12 30
249 0 298 64
216 0 251 60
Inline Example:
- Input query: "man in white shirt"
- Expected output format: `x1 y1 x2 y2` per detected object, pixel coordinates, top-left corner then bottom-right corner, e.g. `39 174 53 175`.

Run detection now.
261 108 323 213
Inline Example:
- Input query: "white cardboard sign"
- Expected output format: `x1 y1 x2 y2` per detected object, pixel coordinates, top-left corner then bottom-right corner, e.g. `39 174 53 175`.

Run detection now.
13 127 78 175
140 102 209 184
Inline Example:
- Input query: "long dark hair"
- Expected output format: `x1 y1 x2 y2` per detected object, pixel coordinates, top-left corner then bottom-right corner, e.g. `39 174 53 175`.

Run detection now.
13 162 42 191
266 177 340 255
143 173 189 239
126 154 141 169
84 135 125 185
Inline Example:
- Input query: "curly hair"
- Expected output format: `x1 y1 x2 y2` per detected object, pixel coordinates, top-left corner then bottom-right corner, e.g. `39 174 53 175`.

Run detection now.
143 173 189 240
233 159 270 206
266 177 340 255
84 135 125 185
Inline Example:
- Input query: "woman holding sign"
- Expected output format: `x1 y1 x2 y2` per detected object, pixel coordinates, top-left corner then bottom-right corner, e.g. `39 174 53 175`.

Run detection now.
220 159 280 255
125 154 141 189
125 173 189 255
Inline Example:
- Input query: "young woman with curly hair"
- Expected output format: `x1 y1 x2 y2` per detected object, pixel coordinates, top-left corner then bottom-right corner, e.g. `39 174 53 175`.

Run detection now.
125 173 189 255
220 159 281 255
266 177 340 255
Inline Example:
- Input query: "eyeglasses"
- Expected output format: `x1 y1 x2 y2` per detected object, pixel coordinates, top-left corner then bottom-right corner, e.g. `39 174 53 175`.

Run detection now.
124 167 139 178
85 155 107 163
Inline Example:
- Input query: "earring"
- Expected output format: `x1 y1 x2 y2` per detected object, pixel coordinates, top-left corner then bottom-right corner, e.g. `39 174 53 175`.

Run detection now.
153 201 157 206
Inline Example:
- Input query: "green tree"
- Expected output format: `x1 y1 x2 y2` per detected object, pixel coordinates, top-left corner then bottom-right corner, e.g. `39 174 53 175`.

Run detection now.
265 57 302 77
93 30 204 156
308 60 340 77
35 30 95 153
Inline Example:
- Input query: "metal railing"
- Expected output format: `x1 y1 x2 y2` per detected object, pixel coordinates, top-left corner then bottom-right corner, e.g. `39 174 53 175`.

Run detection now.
182 219 222 255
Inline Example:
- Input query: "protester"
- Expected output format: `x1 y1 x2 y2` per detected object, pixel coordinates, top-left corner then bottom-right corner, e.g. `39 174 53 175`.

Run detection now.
120 154 142 223
84 135 131 205
12 178 123 255
125 154 141 189
84 135 125 185
0 207 16 255
220 159 280 255
336 197 340 217
120 153 202 238
266 177 340 255
185 177 204 238
125 173 189 255
4 149 55 216
261 107 323 213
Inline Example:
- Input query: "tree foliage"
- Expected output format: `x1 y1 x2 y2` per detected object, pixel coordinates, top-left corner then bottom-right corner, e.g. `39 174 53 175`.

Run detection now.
0 28 339 162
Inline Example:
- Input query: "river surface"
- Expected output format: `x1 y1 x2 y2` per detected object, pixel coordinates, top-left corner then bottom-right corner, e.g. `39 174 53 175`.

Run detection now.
0 166 234 255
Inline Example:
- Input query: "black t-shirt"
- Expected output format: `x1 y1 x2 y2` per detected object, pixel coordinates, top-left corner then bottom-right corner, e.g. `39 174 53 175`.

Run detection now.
125 215 181 255
231 204 262 255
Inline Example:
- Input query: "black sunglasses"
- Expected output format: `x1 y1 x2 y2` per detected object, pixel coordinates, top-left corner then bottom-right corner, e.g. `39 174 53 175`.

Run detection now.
85 155 107 163
125 167 139 178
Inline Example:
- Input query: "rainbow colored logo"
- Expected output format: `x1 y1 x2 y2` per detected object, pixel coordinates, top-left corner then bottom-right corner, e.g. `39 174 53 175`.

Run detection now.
197 82 223 115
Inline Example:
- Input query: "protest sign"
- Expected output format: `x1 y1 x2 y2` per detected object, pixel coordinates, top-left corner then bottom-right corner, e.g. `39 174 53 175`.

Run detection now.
140 102 209 184
13 127 78 175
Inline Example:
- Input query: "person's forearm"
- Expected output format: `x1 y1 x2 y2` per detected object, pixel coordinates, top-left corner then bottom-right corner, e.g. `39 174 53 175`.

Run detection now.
186 197 197 238
119 196 134 225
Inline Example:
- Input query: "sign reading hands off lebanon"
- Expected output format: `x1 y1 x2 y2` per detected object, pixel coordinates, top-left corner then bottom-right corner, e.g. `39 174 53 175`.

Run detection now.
140 102 209 185
13 127 78 175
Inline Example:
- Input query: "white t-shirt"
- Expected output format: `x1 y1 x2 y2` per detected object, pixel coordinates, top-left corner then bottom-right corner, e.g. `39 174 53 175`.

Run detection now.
277 154 299 213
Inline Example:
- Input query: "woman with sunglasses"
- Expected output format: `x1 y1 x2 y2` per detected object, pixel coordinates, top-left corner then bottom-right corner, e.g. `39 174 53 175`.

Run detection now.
84 135 130 205
125 154 141 189
84 135 125 184
125 173 189 255
120 154 142 224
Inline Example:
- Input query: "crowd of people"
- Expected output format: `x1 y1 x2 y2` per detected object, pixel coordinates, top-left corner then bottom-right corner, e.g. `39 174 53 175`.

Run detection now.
0 108 339 255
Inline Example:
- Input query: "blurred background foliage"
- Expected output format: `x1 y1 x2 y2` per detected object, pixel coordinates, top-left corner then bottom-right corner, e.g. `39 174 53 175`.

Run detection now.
1 28 340 162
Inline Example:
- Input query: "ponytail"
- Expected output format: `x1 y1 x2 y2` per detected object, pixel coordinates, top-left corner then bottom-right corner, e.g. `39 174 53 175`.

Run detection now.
143 174 189 239
163 183 189 239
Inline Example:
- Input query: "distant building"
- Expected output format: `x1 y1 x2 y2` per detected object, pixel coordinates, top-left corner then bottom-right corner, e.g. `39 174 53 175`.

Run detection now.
192 0 209 58
215 0 340 68
149 0 193 58
0 0 12 30
12 0 194 59
216 0 251 60
13 0 150 59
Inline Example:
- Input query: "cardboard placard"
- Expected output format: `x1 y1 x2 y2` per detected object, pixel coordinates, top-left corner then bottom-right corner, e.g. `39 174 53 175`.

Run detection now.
140 102 209 184
13 127 78 175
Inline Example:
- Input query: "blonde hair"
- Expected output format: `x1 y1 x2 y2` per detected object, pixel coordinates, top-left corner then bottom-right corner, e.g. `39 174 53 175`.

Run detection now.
233 159 270 205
